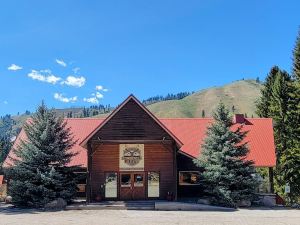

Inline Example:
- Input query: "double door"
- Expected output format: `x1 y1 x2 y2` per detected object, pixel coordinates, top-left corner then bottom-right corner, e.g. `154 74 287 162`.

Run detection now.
120 172 145 200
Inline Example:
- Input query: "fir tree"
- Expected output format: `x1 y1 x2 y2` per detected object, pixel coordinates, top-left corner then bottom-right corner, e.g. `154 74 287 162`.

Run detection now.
256 66 279 117
279 28 300 202
194 103 259 207
6 102 79 207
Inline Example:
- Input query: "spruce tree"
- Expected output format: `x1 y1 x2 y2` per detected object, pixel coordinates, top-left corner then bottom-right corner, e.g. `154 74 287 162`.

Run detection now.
7 102 79 207
194 103 259 207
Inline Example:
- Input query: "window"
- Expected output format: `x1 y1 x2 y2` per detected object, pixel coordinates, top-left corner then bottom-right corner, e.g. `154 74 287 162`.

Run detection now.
105 172 117 198
75 172 86 193
148 172 159 197
179 171 201 185
134 174 144 187
121 174 131 187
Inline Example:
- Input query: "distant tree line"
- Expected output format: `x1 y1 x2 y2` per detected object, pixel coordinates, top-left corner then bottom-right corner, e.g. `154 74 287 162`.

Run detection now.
142 91 193 105
66 104 114 118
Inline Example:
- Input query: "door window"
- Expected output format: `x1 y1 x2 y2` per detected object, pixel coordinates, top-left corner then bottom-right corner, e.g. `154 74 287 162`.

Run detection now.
105 172 118 198
148 172 159 197
121 174 131 187
134 174 144 187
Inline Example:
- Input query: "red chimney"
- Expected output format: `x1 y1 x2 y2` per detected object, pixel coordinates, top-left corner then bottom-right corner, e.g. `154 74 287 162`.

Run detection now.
233 114 245 124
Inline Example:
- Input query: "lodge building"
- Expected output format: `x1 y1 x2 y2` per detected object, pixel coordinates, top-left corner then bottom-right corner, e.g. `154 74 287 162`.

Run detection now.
4 95 276 202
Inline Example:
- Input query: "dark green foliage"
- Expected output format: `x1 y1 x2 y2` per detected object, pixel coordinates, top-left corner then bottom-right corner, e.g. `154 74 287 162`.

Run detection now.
293 28 300 81
201 110 205 118
256 66 280 118
194 103 259 208
0 115 16 164
6 102 79 207
142 91 193 105
255 29 300 202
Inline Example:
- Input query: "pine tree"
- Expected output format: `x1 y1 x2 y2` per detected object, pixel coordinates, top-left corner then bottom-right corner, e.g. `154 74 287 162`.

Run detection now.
201 110 205 118
7 102 79 207
194 103 259 207
256 66 280 117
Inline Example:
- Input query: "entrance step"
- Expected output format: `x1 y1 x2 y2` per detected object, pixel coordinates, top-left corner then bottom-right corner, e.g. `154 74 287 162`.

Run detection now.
67 201 155 210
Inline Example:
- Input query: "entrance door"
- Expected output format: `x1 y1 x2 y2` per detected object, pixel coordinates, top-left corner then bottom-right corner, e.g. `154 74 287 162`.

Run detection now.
120 172 145 200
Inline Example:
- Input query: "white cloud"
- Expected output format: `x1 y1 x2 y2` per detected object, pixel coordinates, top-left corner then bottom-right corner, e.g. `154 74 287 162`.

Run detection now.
72 67 80 74
95 92 104 99
28 70 61 84
83 97 99 104
96 85 108 92
55 59 67 67
95 85 103 91
54 93 77 103
8 64 22 71
62 76 86 87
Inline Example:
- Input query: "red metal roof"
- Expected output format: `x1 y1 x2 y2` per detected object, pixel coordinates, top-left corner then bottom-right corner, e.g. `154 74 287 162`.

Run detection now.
0 175 4 184
3 117 276 168
160 118 276 167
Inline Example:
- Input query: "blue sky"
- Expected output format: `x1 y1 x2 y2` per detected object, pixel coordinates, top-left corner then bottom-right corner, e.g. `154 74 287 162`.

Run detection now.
0 0 299 116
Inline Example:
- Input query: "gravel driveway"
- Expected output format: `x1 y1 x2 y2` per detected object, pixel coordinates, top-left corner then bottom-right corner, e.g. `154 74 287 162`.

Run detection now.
0 207 300 225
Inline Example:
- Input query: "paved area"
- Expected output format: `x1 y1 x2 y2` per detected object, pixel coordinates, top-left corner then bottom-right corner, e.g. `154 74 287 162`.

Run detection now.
0 208 299 225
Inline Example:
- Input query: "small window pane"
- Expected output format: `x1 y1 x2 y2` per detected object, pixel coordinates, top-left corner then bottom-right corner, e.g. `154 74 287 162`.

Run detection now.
121 174 131 187
134 174 144 187
105 173 117 198
179 171 201 185
148 172 159 197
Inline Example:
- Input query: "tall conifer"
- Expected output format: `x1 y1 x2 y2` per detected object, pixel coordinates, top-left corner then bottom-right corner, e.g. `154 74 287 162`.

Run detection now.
7 102 79 207
194 103 258 207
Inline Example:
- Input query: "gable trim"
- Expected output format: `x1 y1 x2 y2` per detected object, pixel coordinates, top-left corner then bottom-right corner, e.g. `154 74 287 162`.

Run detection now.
79 94 183 148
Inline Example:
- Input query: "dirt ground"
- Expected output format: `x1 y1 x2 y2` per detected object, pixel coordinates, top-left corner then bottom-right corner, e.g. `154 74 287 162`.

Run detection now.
0 207 300 225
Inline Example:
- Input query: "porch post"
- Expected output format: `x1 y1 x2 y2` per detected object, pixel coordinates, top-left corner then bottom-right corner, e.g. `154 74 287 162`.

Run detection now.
86 141 92 203
174 142 178 201
269 167 274 193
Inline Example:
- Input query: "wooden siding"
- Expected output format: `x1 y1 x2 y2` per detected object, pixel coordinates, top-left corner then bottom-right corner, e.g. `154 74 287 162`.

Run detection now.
90 143 176 200
91 99 172 141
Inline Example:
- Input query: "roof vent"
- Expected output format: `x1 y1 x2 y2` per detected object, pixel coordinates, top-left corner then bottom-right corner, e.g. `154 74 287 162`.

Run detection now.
233 114 245 124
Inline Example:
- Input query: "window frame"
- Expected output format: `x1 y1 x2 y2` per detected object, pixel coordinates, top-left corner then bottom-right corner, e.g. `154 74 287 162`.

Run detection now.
178 171 201 186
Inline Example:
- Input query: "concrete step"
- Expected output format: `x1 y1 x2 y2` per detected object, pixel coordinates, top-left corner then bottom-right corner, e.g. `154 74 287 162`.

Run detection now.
67 201 155 210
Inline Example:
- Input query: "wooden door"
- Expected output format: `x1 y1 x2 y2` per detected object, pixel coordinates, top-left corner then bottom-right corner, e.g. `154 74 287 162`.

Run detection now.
120 172 145 200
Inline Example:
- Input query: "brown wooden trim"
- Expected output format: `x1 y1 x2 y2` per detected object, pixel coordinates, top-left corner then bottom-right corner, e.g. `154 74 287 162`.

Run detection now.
86 141 92 203
91 139 174 144
174 144 178 200
269 167 274 193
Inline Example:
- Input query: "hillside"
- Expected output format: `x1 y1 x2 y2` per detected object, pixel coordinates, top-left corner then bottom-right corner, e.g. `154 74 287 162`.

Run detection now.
9 79 262 134
147 79 262 117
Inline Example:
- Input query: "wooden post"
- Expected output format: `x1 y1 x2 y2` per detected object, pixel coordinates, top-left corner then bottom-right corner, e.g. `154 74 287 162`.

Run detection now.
269 167 274 193
86 141 92 203
174 142 178 201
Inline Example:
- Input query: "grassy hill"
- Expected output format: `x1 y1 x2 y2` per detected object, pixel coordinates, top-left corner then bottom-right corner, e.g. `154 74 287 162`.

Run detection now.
147 79 262 118
9 79 262 134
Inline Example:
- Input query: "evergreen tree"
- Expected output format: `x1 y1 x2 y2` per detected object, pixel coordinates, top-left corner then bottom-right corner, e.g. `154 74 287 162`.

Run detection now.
269 71 292 161
201 110 205 118
7 102 79 207
256 66 280 117
194 103 259 207
279 28 300 202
